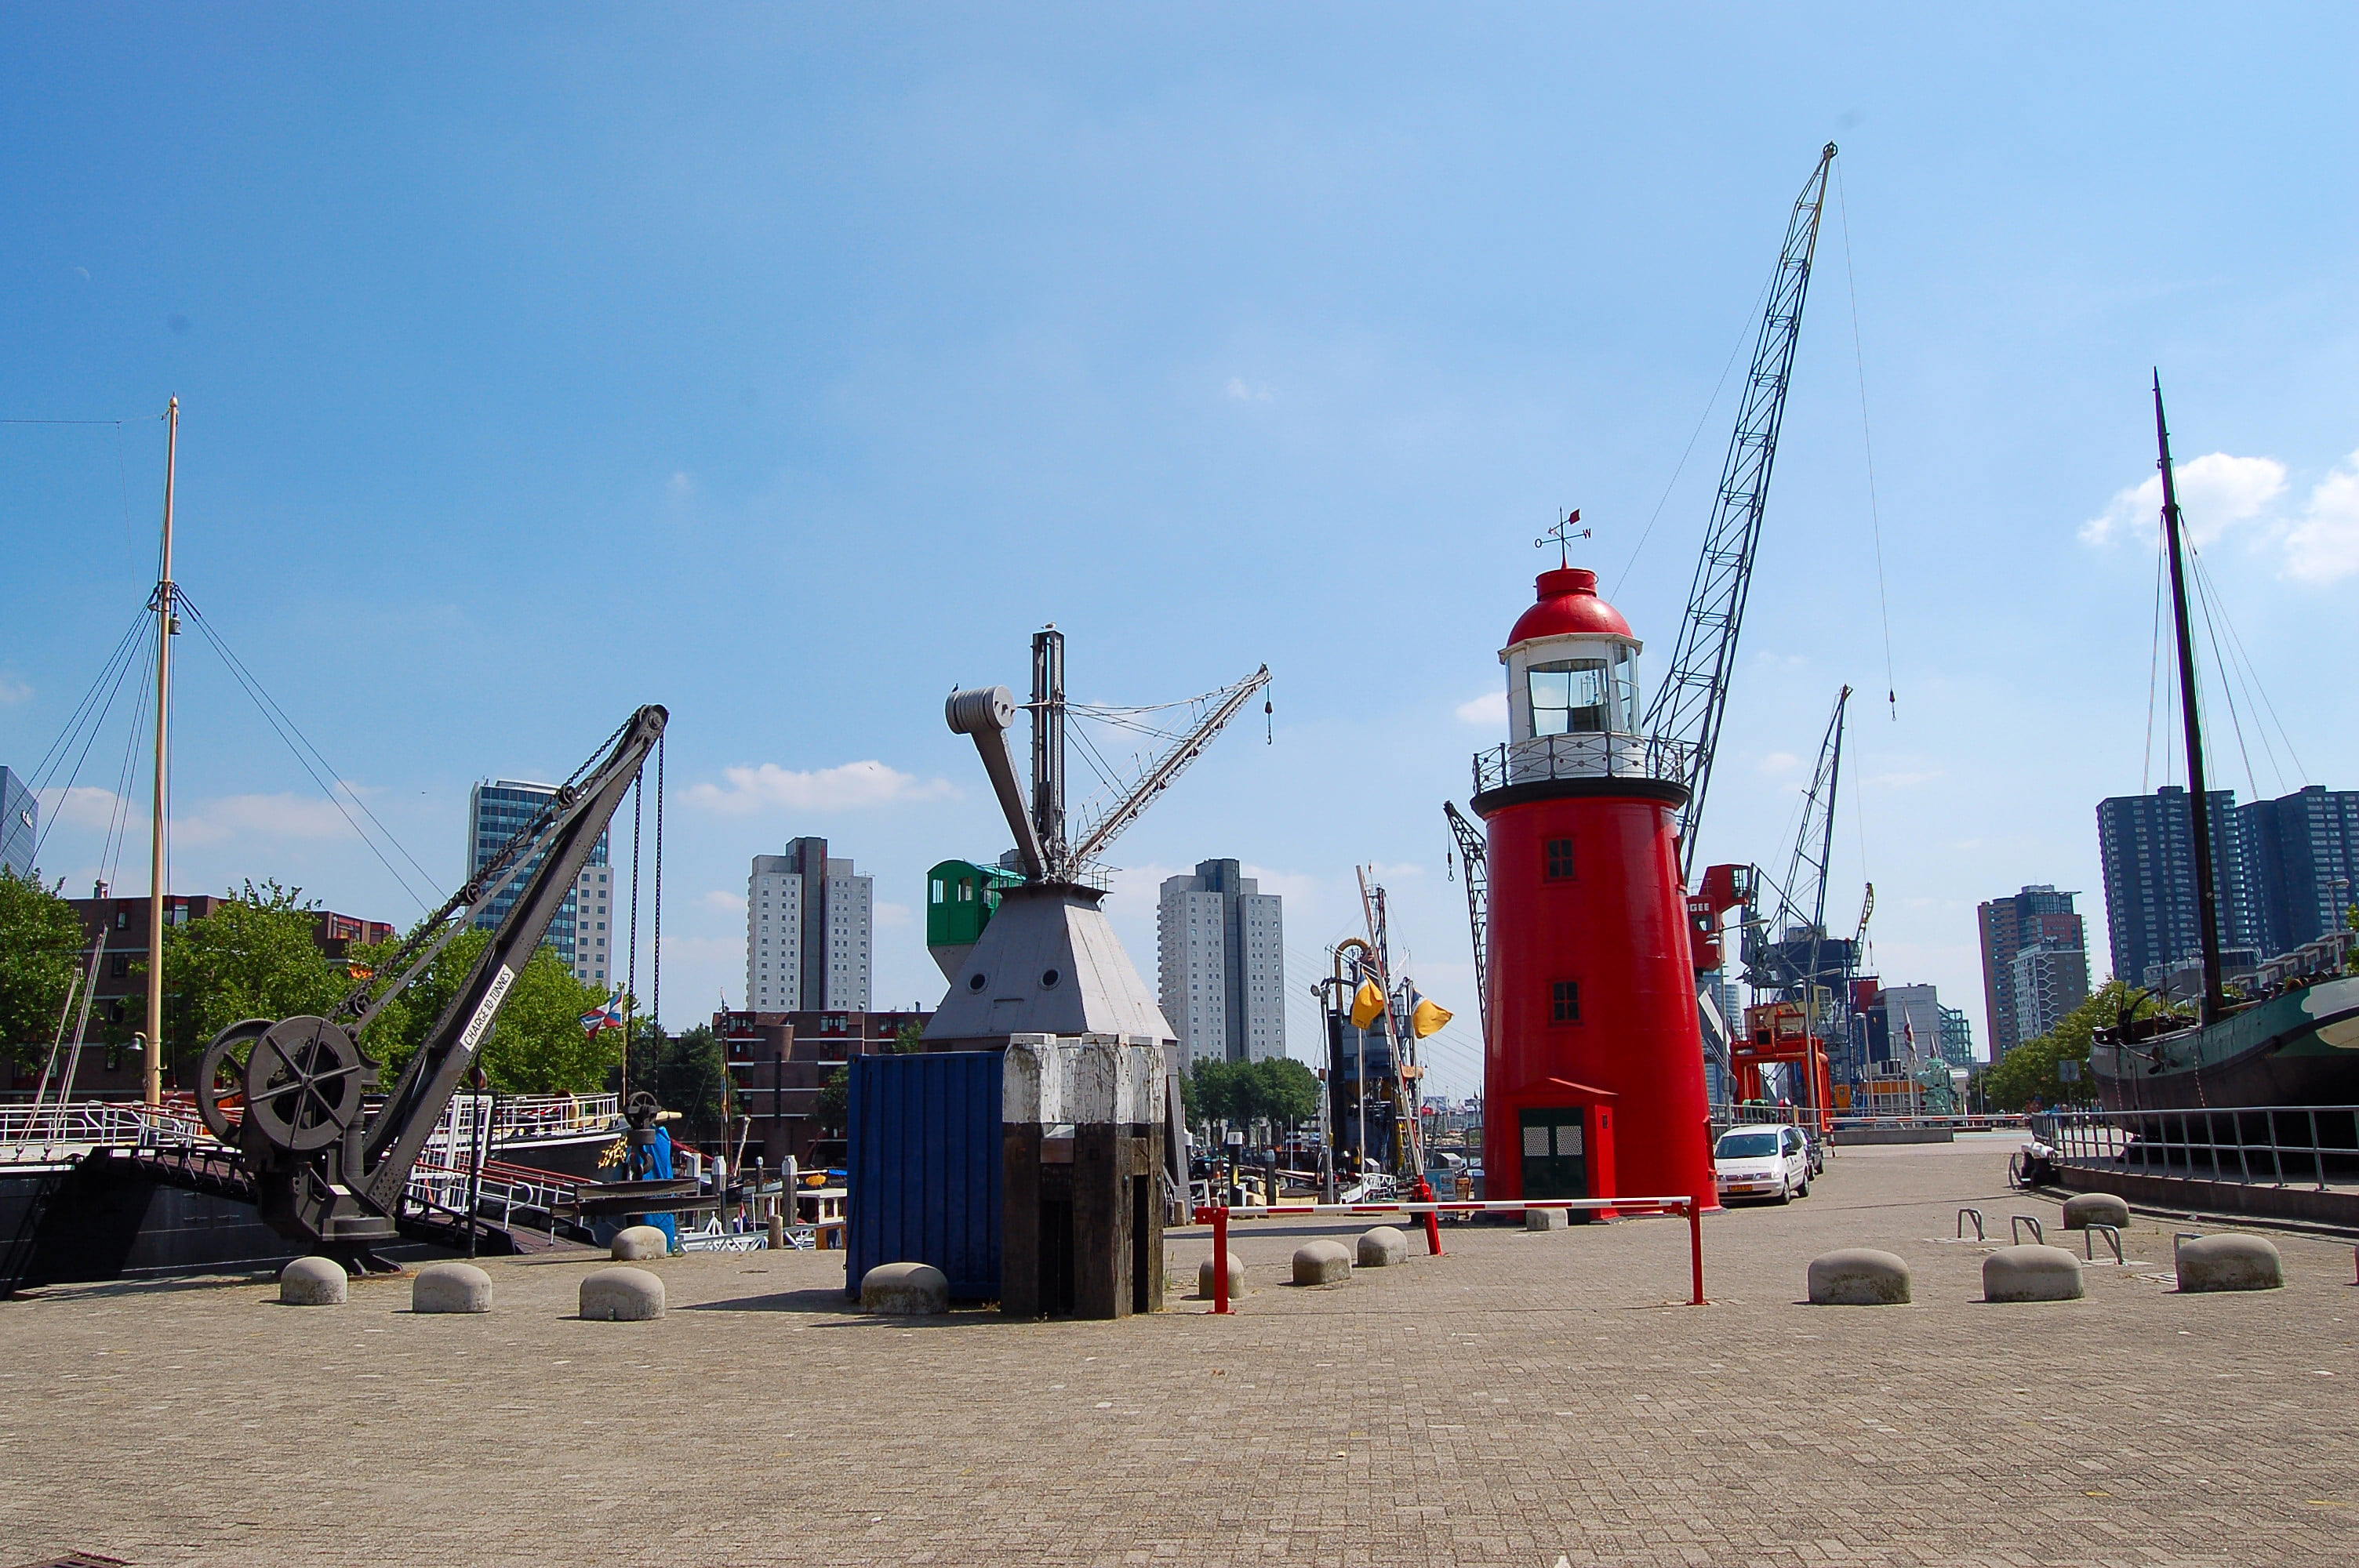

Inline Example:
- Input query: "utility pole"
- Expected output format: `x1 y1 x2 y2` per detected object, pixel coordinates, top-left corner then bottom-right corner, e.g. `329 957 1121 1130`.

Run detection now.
144 397 178 1107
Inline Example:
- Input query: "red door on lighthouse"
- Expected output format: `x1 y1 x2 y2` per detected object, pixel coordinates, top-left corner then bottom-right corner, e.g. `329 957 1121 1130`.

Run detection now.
1472 564 1717 1211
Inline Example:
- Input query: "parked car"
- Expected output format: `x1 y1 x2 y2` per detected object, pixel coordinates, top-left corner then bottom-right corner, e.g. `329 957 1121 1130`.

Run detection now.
1714 1123 1812 1203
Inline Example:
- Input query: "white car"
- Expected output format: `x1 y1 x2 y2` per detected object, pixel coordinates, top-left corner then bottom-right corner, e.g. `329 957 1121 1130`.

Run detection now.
1714 1123 1812 1204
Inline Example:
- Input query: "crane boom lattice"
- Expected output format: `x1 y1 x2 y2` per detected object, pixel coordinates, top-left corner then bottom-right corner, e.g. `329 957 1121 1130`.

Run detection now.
1646 143 1838 882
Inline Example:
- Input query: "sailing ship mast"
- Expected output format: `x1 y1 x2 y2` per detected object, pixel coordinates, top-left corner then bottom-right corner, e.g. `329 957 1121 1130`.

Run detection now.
2154 373 2225 1026
144 397 178 1105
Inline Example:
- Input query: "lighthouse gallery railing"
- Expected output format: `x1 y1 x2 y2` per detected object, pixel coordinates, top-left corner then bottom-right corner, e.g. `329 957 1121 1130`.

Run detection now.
1472 734 1690 795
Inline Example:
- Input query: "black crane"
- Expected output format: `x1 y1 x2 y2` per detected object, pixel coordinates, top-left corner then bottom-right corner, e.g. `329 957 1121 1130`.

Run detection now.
194 705 667 1269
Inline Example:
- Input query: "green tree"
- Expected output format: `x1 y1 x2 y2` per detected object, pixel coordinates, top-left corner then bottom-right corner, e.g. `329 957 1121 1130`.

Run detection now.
0 869 91 1064
1252 1056 1322 1128
152 880 347 1061
649 1023 729 1140
1982 979 2173 1111
352 923 620 1094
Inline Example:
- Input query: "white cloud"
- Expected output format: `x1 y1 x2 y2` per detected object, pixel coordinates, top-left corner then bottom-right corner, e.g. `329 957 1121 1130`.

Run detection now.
1454 691 1507 727
174 793 356 846
667 470 694 499
38 785 122 829
1757 751 1800 775
700 888 747 915
876 900 913 928
2282 449 2359 584
683 760 957 815
1223 376 1273 404
0 672 30 705
2081 451 2287 546
1864 768 1943 789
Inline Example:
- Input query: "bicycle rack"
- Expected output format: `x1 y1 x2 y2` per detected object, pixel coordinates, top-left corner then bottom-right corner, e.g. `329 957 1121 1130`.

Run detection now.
1956 1207 1986 1241
2011 1214 2045 1246
2083 1222 2124 1265
2173 1231 2203 1261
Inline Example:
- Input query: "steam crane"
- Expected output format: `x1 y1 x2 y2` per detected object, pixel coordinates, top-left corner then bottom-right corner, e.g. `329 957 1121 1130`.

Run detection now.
1729 686 1850 1125
194 706 667 1270
1648 143 1837 884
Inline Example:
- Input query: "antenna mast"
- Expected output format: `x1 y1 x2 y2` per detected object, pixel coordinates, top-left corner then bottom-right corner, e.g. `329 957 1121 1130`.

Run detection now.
144 397 178 1106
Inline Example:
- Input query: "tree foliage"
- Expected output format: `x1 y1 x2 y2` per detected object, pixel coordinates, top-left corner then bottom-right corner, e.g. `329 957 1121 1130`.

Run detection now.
0 870 91 1061
1183 1055 1322 1131
1979 979 2174 1112
154 880 347 1059
353 923 619 1095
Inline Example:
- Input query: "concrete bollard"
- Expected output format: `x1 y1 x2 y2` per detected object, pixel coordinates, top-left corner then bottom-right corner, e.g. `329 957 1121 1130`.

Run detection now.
412 1261 493 1315
278 1256 347 1306
1806 1247 1912 1305
2175 1233 2284 1293
1983 1244 2085 1303
860 1261 950 1316
1197 1251 1244 1300
2061 1192 2130 1231
767 1213 786 1250
610 1225 669 1261
1357 1226 1410 1268
1292 1240 1352 1286
580 1266 665 1321
1524 1208 1566 1232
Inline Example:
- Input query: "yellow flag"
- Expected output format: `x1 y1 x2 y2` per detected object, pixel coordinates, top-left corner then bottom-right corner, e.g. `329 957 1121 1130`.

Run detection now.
1348 978 1387 1029
1410 995 1454 1039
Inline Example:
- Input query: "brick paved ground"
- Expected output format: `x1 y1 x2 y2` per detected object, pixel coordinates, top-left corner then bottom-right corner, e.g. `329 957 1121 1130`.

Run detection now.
5 1135 2356 1567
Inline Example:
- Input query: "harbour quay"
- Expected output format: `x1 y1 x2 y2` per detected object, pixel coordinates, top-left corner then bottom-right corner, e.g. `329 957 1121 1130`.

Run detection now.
4 1137 2354 1567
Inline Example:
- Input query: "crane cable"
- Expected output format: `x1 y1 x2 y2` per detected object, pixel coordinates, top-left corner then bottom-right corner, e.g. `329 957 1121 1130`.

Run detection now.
1835 160 1899 722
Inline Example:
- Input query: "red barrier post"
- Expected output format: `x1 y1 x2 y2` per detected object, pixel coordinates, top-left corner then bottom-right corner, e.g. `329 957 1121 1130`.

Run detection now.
1212 1205 1231 1315
1687 1199 1705 1305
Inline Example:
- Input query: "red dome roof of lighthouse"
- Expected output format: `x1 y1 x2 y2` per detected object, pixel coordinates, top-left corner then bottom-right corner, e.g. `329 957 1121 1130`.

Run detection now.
1507 567 1633 646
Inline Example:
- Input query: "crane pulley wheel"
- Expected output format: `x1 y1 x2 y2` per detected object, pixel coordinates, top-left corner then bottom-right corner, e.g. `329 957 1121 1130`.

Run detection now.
194 1017 274 1142
242 1016 369 1154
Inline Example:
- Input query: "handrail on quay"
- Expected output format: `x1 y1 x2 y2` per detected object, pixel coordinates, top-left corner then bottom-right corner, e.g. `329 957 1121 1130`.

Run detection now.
2035 1104 2359 1194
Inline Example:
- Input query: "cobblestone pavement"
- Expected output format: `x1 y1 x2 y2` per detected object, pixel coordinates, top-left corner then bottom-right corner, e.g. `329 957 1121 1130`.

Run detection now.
5 1136 2357 1567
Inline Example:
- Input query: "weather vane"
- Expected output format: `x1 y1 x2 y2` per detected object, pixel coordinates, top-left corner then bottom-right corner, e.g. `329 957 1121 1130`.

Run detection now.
1536 508 1592 568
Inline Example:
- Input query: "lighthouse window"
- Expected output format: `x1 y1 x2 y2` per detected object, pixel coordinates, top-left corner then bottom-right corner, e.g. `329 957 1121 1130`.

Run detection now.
1550 980 1581 1023
1528 659 1611 736
1544 837 1576 880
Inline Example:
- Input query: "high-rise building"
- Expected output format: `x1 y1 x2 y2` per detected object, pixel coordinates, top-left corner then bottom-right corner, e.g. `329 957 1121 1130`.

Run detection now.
466 780 614 989
747 837 873 1012
0 766 33 879
1976 885 2091 1057
1156 858 1285 1062
2238 785 2359 956
2096 787 2261 992
2010 939 2091 1045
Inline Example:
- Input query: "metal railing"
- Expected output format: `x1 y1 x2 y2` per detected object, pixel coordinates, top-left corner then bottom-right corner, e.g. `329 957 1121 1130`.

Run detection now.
1472 734 1689 795
2040 1105 2359 1193
0 1101 209 1160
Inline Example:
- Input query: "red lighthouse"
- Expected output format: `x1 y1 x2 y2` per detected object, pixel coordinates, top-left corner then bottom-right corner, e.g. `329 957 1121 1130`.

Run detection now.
1473 563 1716 1212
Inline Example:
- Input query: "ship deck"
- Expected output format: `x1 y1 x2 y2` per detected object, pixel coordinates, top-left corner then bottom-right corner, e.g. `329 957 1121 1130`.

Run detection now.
4 1136 2355 1567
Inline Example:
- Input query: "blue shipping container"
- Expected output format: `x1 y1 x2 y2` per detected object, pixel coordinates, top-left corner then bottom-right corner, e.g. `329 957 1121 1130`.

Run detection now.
845 1051 1003 1300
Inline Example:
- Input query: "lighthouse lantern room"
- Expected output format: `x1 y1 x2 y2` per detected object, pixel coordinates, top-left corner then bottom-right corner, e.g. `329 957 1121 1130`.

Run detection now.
1471 561 1717 1213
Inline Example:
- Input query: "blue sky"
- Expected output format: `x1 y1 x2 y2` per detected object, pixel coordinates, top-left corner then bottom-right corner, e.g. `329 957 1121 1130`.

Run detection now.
5 7 2357 1091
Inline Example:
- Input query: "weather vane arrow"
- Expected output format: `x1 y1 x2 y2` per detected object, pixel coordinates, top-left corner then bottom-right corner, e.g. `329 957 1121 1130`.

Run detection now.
1536 509 1592 568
